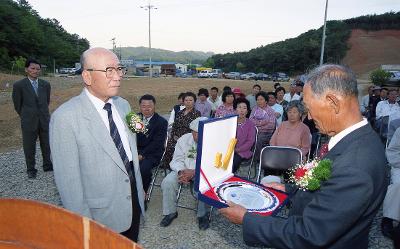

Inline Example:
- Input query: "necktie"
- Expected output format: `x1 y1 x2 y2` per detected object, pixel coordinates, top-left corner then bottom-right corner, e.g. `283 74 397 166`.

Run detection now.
32 80 38 95
103 103 134 181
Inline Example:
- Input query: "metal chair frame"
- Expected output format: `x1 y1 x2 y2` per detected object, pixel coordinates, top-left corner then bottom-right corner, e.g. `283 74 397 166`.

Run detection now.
256 145 303 183
146 136 169 203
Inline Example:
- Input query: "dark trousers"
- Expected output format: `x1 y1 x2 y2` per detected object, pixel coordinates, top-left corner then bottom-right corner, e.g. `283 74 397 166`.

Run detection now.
22 125 52 173
139 157 158 192
121 162 141 242
233 153 244 173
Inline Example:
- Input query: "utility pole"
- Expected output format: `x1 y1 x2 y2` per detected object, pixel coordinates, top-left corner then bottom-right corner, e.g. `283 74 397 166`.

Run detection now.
111 37 116 54
319 0 328 66
141 2 157 78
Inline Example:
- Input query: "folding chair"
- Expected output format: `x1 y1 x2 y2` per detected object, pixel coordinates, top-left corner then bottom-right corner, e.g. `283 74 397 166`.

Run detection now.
244 126 259 179
256 146 302 183
176 181 197 212
146 137 169 203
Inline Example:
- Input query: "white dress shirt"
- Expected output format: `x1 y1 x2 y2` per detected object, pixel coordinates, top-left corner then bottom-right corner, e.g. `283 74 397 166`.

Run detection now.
270 103 284 126
376 100 400 120
207 96 222 112
283 93 301 102
85 88 132 161
328 118 368 151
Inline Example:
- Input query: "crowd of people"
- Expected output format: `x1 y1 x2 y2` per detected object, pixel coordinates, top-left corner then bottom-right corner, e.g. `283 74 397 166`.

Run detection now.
11 47 400 248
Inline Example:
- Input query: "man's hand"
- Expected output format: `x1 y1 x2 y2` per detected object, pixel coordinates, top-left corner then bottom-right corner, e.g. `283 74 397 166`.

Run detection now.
263 182 286 192
219 201 247 224
138 155 144 161
178 169 195 184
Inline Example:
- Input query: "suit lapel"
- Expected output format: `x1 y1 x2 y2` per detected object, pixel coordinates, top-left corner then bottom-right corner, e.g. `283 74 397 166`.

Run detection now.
79 91 128 176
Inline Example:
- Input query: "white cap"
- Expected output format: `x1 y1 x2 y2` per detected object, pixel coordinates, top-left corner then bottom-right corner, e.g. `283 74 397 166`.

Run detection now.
189 117 208 132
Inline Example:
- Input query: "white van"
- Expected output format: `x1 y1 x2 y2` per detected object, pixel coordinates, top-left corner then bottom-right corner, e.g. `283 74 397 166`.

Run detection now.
198 70 213 78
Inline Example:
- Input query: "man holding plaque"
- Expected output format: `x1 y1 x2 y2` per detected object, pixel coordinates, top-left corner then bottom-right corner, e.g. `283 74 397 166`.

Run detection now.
220 64 388 249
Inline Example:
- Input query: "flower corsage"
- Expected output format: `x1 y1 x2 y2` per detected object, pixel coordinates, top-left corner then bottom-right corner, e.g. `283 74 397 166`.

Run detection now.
288 158 332 191
126 112 148 134
187 145 197 159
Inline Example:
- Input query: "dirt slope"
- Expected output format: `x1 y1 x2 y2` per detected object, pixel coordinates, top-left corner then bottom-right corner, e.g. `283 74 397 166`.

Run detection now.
342 29 400 79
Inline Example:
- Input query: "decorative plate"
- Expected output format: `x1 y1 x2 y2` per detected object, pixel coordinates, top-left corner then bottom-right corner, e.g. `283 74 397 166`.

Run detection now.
215 181 280 212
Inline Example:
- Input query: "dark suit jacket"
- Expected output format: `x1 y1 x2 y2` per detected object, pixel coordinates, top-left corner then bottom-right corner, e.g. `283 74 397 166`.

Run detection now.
136 112 168 162
12 77 51 131
243 124 388 249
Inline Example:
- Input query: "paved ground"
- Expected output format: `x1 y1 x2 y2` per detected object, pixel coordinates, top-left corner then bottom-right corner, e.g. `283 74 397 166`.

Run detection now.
0 146 394 249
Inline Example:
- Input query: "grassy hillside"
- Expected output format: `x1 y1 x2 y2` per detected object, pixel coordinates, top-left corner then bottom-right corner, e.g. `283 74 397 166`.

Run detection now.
120 46 214 64
207 12 400 75
0 0 89 71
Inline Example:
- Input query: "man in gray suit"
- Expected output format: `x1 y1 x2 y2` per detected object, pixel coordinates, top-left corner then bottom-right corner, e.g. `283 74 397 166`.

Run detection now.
221 64 388 249
50 48 145 242
12 59 52 178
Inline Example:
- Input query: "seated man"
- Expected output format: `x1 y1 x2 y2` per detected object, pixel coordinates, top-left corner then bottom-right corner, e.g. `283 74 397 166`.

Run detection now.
381 127 400 244
137 94 168 193
160 117 210 230
376 89 400 131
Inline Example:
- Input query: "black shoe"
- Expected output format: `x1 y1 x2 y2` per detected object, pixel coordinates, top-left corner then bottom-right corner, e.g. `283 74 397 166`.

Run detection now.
381 217 394 239
160 212 178 227
43 163 53 172
43 167 53 172
27 171 37 179
198 214 210 230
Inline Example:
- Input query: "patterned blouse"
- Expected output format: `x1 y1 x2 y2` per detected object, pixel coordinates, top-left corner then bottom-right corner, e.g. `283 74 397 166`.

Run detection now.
249 105 276 133
161 108 201 168
215 104 235 118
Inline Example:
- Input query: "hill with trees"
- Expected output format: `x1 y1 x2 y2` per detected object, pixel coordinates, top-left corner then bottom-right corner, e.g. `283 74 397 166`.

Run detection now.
205 12 400 76
0 0 89 72
120 46 214 64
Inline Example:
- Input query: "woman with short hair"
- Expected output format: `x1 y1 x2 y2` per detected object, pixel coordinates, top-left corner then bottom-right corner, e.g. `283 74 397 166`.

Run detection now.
162 92 201 168
270 100 311 157
233 98 256 173
215 91 236 118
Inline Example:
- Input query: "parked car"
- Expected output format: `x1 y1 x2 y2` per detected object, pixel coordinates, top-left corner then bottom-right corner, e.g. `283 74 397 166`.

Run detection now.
256 73 270 81
240 72 257 80
389 71 400 82
272 72 290 82
211 69 223 78
225 72 241 80
198 70 213 78
385 71 400 86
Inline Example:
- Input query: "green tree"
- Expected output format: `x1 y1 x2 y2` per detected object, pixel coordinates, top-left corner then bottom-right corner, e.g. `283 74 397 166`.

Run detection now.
12 56 26 74
370 69 391 86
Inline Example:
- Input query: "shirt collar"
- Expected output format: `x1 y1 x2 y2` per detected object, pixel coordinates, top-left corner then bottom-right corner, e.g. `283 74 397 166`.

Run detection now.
328 118 368 151
84 88 113 112
28 77 38 84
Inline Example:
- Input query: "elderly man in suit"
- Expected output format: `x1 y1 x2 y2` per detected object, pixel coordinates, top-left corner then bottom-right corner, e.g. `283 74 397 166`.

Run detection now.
221 64 388 249
137 94 168 193
12 59 52 178
49 48 145 242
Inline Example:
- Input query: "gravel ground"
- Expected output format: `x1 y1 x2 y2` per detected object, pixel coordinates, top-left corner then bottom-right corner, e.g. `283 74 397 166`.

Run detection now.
0 145 394 249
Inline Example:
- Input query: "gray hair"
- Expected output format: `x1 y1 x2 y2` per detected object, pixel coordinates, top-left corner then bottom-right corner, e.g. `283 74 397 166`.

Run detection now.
287 100 305 116
306 64 358 97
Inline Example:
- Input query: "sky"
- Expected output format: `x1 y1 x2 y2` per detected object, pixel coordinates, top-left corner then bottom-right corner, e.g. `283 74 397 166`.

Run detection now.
28 0 399 54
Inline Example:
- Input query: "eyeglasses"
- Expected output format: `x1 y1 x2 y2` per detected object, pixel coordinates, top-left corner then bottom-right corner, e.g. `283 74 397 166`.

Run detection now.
86 66 127 78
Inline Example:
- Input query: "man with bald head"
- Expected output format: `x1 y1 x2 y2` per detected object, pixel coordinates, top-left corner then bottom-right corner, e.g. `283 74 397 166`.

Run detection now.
221 64 388 249
50 48 145 242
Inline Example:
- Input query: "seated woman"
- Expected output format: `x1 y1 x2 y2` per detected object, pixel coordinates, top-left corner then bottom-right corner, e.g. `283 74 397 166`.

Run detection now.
249 91 276 160
263 100 311 182
161 92 201 169
270 100 311 157
215 90 236 118
233 98 256 173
